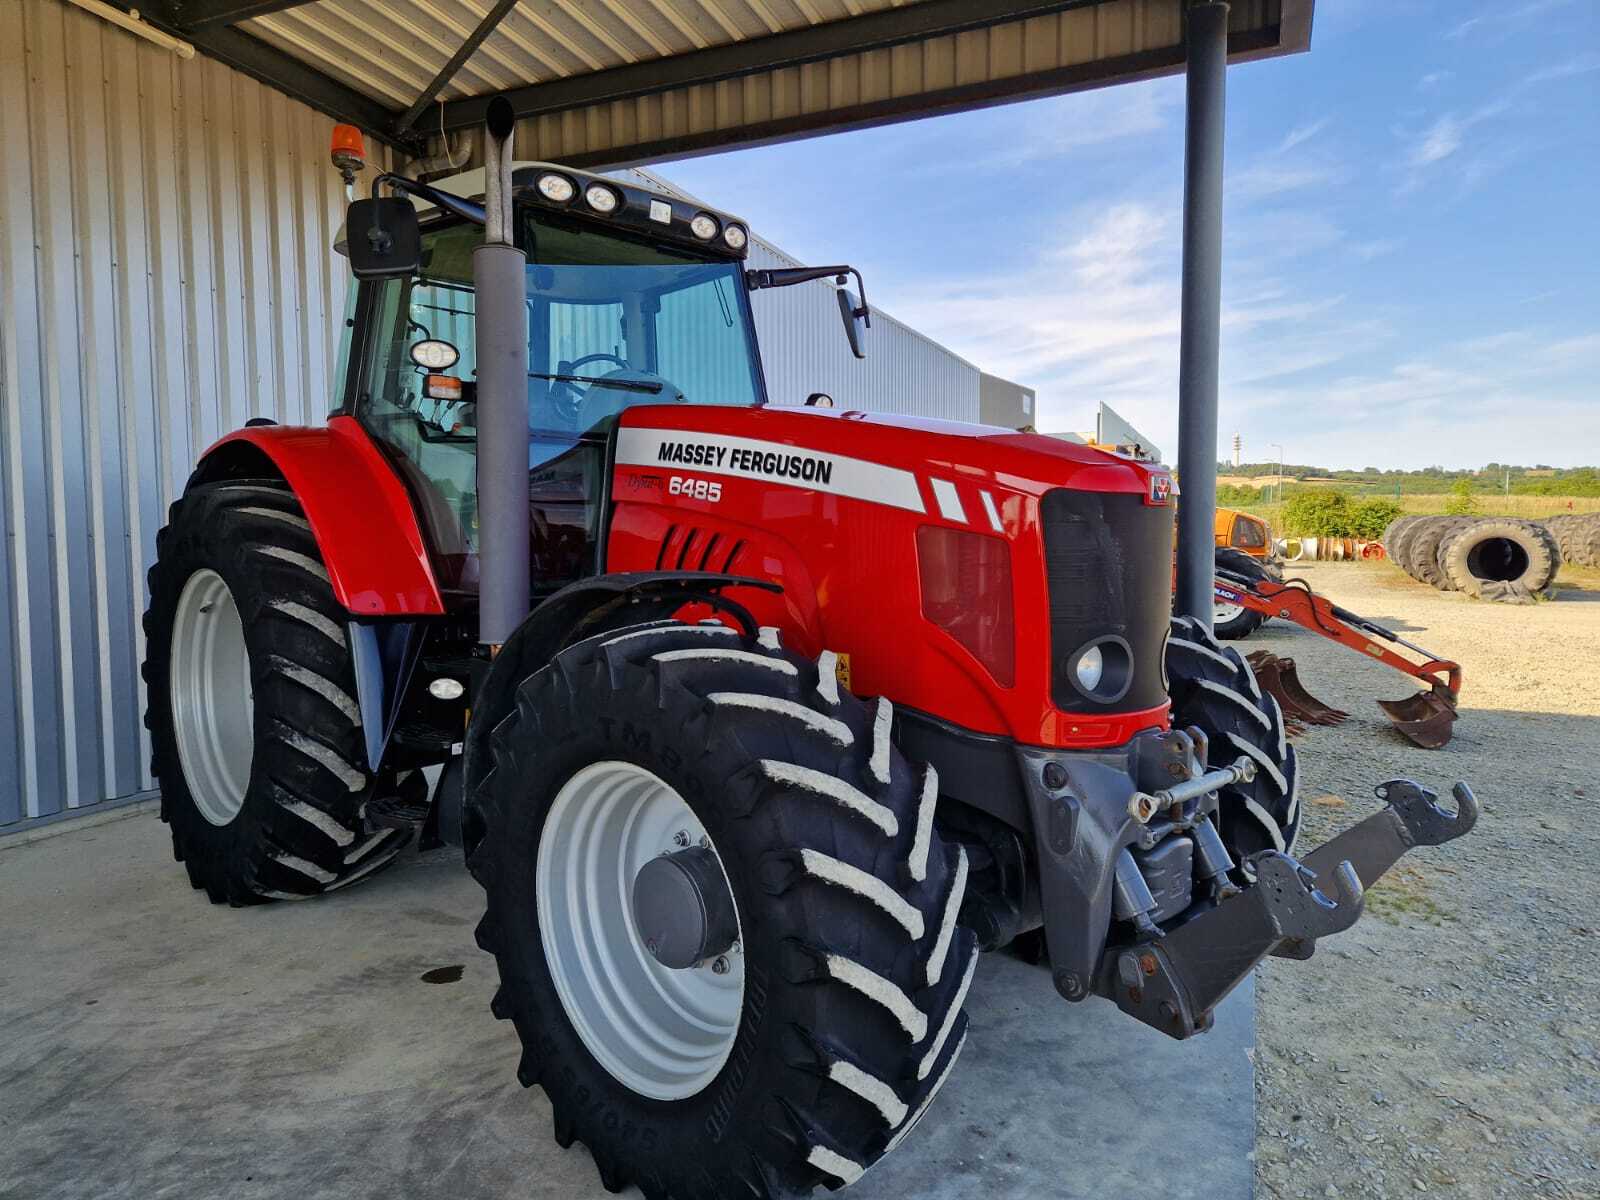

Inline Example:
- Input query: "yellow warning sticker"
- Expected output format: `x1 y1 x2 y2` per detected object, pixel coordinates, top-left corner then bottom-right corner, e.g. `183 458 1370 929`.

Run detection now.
836 652 853 691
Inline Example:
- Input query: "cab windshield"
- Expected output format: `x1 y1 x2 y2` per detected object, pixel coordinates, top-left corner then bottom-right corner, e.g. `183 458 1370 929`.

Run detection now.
353 211 765 593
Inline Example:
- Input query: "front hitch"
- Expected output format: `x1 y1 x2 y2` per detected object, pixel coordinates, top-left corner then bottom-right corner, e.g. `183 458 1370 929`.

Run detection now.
1096 779 1478 1039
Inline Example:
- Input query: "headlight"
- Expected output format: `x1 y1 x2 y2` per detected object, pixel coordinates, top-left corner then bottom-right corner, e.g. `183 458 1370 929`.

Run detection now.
537 172 575 203
690 213 719 240
584 183 619 213
723 223 747 250
1065 636 1133 704
1075 645 1104 692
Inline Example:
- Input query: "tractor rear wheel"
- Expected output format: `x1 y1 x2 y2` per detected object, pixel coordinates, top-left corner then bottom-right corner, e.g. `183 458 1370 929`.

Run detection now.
142 483 408 904
466 621 975 1199
1164 615 1299 861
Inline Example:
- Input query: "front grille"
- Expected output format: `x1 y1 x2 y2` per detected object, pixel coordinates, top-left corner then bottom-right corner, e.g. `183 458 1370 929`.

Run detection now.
1039 488 1172 714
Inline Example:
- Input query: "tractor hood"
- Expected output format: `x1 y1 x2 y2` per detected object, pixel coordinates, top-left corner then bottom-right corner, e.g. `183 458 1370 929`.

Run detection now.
607 403 1176 750
614 404 1173 513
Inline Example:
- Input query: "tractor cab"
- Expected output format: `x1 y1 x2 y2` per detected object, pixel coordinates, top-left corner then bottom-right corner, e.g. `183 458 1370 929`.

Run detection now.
337 164 773 596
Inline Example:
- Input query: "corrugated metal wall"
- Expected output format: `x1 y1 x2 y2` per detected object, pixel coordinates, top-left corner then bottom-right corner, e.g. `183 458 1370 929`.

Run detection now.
0 0 391 831
616 168 981 420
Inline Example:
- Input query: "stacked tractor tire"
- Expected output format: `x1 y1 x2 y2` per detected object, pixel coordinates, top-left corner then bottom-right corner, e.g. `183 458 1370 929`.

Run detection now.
1544 513 1600 569
1382 515 1561 603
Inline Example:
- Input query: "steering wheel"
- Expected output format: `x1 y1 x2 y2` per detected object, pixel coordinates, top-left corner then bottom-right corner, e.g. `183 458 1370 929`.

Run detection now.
543 352 630 429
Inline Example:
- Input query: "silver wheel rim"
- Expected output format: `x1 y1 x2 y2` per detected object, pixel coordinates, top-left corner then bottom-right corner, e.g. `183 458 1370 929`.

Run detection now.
171 569 255 827
1214 601 1246 626
537 761 744 1101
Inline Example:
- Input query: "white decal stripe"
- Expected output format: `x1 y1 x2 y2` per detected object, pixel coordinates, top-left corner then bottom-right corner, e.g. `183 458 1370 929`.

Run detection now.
615 427 925 514
929 477 966 523
979 490 1004 533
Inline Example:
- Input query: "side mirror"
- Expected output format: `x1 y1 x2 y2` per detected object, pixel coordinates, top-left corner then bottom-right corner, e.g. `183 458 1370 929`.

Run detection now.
346 197 420 279
836 288 870 360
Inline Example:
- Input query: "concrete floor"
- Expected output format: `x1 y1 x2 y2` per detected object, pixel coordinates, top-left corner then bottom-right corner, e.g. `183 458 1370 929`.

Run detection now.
0 810 1255 1200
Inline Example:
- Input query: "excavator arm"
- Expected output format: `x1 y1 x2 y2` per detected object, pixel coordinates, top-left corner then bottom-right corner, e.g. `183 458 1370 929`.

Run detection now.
1213 571 1462 748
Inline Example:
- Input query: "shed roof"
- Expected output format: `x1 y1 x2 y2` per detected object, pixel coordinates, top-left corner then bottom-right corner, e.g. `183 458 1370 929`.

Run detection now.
135 0 1313 165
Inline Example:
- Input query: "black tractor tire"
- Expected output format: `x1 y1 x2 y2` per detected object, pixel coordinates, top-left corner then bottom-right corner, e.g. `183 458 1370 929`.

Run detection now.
1566 514 1600 568
1405 517 1472 590
1212 548 1270 640
1542 514 1585 565
467 621 976 1200
1436 518 1560 603
1164 615 1300 862
142 483 409 905
1382 516 1427 572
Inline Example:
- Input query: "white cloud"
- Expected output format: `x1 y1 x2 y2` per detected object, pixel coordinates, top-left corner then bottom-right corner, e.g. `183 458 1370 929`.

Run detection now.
1277 119 1331 154
979 84 1179 168
1417 71 1454 91
1409 115 1464 166
874 198 1598 470
1524 53 1600 86
1447 0 1577 41
1229 161 1346 201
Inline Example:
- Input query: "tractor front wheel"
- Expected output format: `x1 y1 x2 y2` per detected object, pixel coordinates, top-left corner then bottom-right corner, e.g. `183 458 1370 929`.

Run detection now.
466 621 975 1198
142 483 408 904
1164 614 1300 862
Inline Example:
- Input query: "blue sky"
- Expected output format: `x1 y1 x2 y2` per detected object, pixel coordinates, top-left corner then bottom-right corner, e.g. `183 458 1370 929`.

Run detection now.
662 0 1598 470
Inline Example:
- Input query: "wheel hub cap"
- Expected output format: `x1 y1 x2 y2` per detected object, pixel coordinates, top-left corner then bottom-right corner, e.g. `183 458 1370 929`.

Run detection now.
632 846 741 970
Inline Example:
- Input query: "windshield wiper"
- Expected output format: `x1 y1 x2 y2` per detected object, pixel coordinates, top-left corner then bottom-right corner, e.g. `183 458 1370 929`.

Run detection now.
529 372 663 394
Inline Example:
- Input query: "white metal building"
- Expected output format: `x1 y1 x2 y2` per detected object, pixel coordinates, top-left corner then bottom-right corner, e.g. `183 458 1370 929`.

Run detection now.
0 0 988 833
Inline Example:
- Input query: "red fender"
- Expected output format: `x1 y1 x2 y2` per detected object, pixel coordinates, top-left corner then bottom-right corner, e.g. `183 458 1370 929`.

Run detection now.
201 417 445 616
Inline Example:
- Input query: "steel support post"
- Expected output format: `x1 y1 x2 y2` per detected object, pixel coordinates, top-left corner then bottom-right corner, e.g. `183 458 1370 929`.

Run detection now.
475 99 530 647
1174 0 1229 626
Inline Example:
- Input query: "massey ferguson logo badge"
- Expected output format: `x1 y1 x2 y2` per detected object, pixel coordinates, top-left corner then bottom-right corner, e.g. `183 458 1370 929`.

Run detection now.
1147 473 1173 505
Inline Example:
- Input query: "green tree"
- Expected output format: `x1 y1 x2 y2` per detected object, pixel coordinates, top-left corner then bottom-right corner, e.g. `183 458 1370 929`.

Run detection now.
1348 498 1403 540
1281 489 1352 536
1443 479 1478 515
1216 483 1263 507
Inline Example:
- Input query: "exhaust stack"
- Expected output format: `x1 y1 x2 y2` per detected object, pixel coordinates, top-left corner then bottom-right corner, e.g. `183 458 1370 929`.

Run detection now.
474 97 530 649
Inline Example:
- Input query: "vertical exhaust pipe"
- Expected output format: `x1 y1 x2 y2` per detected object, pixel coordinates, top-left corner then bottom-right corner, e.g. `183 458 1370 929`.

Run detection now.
474 97 529 648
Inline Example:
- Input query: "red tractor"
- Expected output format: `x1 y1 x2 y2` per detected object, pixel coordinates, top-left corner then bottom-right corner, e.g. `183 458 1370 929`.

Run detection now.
141 110 1475 1198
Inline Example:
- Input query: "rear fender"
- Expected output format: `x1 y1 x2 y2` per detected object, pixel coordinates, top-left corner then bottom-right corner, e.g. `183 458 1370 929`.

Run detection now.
196 417 445 616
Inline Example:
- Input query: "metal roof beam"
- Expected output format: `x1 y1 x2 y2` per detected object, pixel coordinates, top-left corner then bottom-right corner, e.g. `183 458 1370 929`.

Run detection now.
133 3 413 148
438 0 1106 132
394 0 521 134
170 0 319 31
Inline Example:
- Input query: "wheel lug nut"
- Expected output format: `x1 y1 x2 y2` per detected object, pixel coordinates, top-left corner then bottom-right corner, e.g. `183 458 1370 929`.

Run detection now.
712 956 729 975
672 831 689 848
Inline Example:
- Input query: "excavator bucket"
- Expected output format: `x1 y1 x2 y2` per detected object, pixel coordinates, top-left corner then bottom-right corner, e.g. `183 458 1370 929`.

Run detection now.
1375 688 1459 750
1246 652 1349 728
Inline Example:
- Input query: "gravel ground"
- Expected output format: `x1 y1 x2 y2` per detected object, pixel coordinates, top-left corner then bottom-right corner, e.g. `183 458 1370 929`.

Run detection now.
1248 560 1600 1200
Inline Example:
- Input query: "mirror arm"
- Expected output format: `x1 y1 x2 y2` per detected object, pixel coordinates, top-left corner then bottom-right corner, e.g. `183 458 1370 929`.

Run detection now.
746 264 851 291
371 171 488 227
748 264 871 328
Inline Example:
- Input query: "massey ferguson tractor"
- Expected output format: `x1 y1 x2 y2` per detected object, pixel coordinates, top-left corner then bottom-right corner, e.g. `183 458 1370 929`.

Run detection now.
141 106 1476 1198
